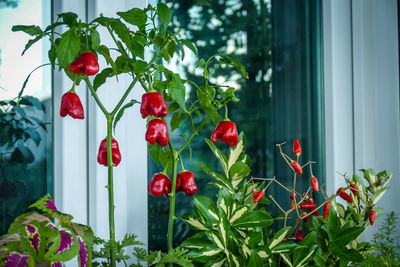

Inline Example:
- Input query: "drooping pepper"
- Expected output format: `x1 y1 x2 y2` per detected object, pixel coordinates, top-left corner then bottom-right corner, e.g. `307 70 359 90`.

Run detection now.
176 171 197 196
290 192 297 199
336 187 353 203
293 138 301 157
252 190 265 204
323 201 331 219
299 202 316 210
60 91 85 119
148 173 171 197
140 92 168 119
291 161 303 174
97 138 122 166
369 209 376 225
311 176 319 192
295 229 305 242
302 212 309 222
211 120 239 146
350 182 358 196
69 52 99 76
145 119 169 146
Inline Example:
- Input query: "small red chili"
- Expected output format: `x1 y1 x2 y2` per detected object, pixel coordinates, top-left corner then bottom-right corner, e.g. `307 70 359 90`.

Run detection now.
336 187 353 203
323 201 331 219
369 209 376 225
293 138 301 157
311 176 319 192
299 202 316 210
295 229 304 242
291 161 303 174
350 182 358 196
60 91 84 119
252 189 265 204
302 212 309 222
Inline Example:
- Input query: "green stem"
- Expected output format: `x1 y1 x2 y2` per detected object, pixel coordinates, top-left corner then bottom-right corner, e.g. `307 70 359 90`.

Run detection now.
83 76 109 116
177 116 211 154
224 103 228 120
167 140 178 253
106 116 116 267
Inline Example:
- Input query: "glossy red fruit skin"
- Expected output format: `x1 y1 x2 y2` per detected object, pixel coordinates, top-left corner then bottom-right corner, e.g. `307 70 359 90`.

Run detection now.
69 52 99 76
295 229 305 242
290 192 297 200
145 119 169 146
291 161 303 174
140 92 168 119
350 182 358 196
176 171 197 196
336 187 353 203
148 173 171 197
293 138 301 157
299 203 316 210
252 190 265 204
60 92 85 119
97 138 122 166
369 210 376 225
323 201 331 219
211 120 239 146
302 212 309 222
311 176 319 192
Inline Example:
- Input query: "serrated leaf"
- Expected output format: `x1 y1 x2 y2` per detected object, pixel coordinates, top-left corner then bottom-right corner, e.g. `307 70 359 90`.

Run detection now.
157 3 172 27
113 99 139 131
56 29 80 69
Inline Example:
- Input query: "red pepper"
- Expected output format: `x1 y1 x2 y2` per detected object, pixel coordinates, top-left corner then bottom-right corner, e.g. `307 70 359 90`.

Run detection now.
145 119 169 146
69 52 99 76
252 190 265 204
369 209 375 225
148 173 171 197
303 193 310 200
291 161 303 174
293 138 301 157
311 208 319 216
350 182 358 196
140 92 168 119
211 120 239 146
97 138 122 166
176 171 197 196
311 176 319 192
60 91 84 119
323 201 331 219
290 192 297 200
299 202 316 210
336 187 353 203
308 198 315 204
295 229 304 242
302 212 309 222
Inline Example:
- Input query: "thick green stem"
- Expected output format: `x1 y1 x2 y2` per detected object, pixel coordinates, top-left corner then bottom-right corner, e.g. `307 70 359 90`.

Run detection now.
177 116 211 154
106 116 117 267
167 141 178 252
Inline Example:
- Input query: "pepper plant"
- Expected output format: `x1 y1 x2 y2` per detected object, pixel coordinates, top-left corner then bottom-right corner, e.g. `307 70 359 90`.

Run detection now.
12 3 247 266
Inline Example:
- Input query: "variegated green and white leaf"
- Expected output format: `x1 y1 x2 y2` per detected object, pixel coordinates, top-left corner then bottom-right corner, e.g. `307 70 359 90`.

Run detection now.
181 214 208 230
229 207 248 224
227 135 245 170
209 232 224 250
268 227 291 249
257 250 269 259
271 242 297 254
202 165 234 193
205 138 229 177
217 219 229 246
373 187 389 205
280 253 293 267
296 245 317 267
209 258 226 267
242 244 251 257
229 161 251 189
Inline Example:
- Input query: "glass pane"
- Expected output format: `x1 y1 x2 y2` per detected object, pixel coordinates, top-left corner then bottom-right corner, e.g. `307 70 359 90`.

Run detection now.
148 0 324 251
0 0 52 234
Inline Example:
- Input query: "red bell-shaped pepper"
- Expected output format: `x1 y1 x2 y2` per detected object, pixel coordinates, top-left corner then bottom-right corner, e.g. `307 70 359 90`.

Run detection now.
323 201 331 219
60 91 85 119
211 120 239 146
311 176 319 192
369 209 375 225
145 119 169 146
69 52 99 76
148 173 171 197
336 187 353 203
291 161 303 174
97 138 122 167
176 171 197 196
140 92 168 119
293 138 301 157
252 189 265 204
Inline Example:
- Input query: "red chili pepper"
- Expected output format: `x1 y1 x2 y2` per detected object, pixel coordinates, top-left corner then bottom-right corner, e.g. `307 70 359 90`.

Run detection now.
311 208 319 216
145 119 169 146
302 212 309 222
369 210 376 225
290 192 297 199
140 92 168 119
97 138 122 166
293 138 301 157
323 201 331 219
308 198 315 204
350 182 358 196
211 120 239 146
336 187 353 203
295 229 304 242
299 202 316 210
303 193 310 200
252 190 265 204
176 171 197 196
291 161 303 174
148 173 171 197
311 176 319 192
69 52 99 76
60 91 84 119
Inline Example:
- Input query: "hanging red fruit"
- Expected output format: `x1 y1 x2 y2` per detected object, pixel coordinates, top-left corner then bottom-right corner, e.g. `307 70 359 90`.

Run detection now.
311 176 319 192
291 161 303 174
97 138 122 166
145 119 169 146
350 182 358 196
336 187 353 203
140 92 168 119
176 171 197 196
211 120 239 146
69 52 99 76
60 91 85 119
369 209 376 225
323 201 331 219
148 173 171 197
293 138 301 157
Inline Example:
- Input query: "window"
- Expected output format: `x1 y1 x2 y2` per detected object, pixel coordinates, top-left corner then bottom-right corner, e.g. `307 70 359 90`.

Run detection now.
148 0 324 250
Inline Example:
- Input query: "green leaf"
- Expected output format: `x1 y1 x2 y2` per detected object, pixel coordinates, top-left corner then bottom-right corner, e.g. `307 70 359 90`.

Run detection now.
248 250 263 267
113 99 139 131
271 242 297 254
132 60 147 74
11 145 34 163
232 210 272 228
22 35 43 56
201 165 235 193
110 20 131 49
193 196 219 223
229 161 251 189
333 226 364 247
98 45 118 73
293 232 317 267
205 138 228 177
89 28 100 50
12 25 43 36
19 95 45 111
148 143 161 166
181 39 198 56
227 133 245 170
93 68 114 91
157 3 172 27
117 8 147 29
223 87 240 102
168 73 186 111
56 29 80 69
181 214 208 230
373 187 389 205
268 227 291 249
170 111 186 132
229 207 249 224
332 246 363 263
313 253 326 267
218 54 248 79
181 236 213 249
57 12 78 26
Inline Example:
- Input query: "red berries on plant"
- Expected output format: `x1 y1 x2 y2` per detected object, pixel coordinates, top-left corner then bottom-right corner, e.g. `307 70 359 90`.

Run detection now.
145 119 169 146
176 171 197 196
148 173 171 197
211 120 239 146
69 52 99 76
97 138 122 167
291 161 302 174
323 201 331 219
252 190 265 204
60 91 85 119
140 92 168 119
369 210 376 225
350 182 358 196
336 187 353 203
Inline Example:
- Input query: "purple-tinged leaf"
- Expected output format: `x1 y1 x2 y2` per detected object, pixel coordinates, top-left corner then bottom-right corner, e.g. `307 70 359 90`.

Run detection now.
56 231 73 254
77 236 88 267
4 252 28 267
51 262 63 267
29 194 73 222
44 201 57 211
28 233 40 253
26 225 36 234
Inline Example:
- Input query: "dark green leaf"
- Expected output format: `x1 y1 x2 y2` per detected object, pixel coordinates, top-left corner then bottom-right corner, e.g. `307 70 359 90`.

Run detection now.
248 250 263 267
170 112 186 132
11 145 35 163
193 196 219 223
12 25 42 36
333 226 364 247
89 28 100 50
218 54 248 79
157 3 172 27
56 29 80 68
205 138 228 177
93 68 114 91
22 35 43 55
232 210 272 228
113 99 139 131
181 39 198 56
57 12 78 26
98 45 118 73
19 96 45 111
110 20 131 49
132 42 145 59
117 8 147 29
229 161 250 188
91 16 116 26
132 60 147 74
148 143 161 166
167 102 180 113
168 73 186 111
